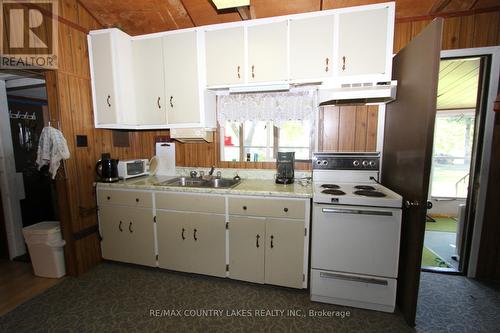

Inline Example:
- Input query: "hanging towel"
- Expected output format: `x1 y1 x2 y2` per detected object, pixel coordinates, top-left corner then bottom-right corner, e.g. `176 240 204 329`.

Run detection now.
36 126 70 179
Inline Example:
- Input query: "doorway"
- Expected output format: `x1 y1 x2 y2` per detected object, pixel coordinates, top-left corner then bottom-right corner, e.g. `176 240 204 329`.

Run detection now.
0 71 58 260
422 57 486 273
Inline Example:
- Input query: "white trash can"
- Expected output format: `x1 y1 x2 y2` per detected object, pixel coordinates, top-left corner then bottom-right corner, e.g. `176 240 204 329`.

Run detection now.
22 221 66 278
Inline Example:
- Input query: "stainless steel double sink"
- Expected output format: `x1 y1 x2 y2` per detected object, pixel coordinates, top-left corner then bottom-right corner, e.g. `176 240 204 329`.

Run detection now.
155 176 241 189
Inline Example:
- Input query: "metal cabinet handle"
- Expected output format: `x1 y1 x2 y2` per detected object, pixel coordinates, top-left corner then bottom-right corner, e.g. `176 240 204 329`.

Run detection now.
270 235 274 248
118 221 123 232
181 228 185 240
135 198 139 203
193 228 197 241
320 271 388 286
342 56 346 71
169 96 173 107
107 196 111 201
256 234 260 248
129 222 133 233
325 57 329 72
106 94 111 107
251 65 255 78
157 97 161 109
237 65 240 79
283 207 289 213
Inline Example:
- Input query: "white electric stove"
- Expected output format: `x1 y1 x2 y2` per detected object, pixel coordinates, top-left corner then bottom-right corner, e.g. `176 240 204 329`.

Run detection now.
310 152 403 313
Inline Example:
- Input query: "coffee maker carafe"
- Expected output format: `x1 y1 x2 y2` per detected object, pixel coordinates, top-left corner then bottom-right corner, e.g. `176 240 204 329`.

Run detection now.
276 152 295 184
96 153 119 182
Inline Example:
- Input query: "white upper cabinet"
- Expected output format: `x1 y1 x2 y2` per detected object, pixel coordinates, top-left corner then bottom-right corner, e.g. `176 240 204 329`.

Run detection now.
289 14 335 81
132 37 166 125
88 29 135 126
163 30 201 124
336 5 393 82
247 21 288 83
205 26 245 86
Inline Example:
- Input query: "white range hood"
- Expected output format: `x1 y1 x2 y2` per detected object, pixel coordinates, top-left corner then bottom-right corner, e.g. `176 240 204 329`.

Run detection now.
318 81 397 106
170 128 214 143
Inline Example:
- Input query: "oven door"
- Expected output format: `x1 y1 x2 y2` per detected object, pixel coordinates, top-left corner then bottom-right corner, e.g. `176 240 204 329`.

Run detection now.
311 203 402 278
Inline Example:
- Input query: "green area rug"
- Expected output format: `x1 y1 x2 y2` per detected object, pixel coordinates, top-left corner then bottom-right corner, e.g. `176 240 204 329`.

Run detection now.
425 217 457 233
422 246 451 268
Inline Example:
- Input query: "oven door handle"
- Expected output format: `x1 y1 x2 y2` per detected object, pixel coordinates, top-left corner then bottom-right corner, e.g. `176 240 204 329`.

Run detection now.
321 208 393 216
320 272 389 286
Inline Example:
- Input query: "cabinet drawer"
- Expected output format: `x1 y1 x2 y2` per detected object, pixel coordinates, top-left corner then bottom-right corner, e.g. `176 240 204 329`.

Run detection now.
310 269 396 312
97 189 152 208
228 197 305 219
156 192 225 214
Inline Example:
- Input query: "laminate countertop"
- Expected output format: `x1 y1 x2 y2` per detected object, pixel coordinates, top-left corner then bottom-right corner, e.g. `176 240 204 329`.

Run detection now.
96 176 312 199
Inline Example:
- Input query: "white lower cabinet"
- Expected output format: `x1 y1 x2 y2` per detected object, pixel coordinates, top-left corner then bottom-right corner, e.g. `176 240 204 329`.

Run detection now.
97 187 309 289
229 216 305 288
228 216 266 284
99 205 156 267
156 210 226 277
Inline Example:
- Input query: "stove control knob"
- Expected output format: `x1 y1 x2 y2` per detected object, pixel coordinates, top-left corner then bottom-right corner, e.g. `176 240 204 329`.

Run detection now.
322 160 328 166
353 160 360 167
362 160 369 167
369 161 376 167
316 160 322 165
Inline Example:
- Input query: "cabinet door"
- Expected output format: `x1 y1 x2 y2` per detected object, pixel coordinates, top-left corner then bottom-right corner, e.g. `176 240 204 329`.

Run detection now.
247 21 288 83
289 15 335 80
191 214 226 277
89 32 117 125
123 208 156 267
156 211 193 272
133 37 166 125
205 27 245 86
228 216 265 284
337 7 390 78
265 219 304 288
163 31 200 124
99 206 128 262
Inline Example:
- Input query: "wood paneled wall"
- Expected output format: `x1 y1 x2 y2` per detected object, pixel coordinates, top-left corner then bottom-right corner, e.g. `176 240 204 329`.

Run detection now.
24 2 500 276
38 0 169 275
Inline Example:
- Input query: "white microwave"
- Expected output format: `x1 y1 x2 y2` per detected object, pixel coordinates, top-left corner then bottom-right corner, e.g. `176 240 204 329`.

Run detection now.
117 159 149 179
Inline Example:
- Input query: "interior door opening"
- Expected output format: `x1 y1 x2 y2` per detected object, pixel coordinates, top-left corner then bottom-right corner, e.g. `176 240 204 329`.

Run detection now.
422 55 489 275
0 70 58 261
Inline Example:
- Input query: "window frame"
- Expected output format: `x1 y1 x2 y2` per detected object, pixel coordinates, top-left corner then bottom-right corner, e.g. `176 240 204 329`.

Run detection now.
220 120 314 163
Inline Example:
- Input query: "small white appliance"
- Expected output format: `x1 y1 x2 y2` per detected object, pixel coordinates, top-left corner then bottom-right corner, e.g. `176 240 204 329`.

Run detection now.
117 159 149 180
155 142 176 176
310 152 402 313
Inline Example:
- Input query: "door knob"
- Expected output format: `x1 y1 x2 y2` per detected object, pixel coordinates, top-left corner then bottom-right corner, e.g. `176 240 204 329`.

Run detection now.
404 200 420 208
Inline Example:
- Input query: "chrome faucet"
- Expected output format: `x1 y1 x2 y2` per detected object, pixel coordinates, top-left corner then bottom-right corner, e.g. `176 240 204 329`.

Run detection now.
208 165 216 176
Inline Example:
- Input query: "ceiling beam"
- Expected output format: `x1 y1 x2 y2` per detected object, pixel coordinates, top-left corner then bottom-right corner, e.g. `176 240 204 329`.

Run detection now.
429 0 453 14
179 0 196 26
237 5 256 20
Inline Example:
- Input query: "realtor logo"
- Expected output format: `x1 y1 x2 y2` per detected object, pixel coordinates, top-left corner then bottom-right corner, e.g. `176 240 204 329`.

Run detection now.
1 0 58 69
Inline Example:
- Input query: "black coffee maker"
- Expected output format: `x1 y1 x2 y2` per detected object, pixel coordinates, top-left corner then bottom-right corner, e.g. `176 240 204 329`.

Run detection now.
276 152 295 184
96 153 119 182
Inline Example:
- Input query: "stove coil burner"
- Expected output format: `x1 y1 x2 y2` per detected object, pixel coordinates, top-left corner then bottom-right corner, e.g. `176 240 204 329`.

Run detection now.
322 189 346 195
354 190 386 197
321 184 340 189
354 185 376 190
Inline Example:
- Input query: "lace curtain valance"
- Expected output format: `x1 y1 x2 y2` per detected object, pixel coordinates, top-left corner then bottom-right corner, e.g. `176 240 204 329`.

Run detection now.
217 90 317 127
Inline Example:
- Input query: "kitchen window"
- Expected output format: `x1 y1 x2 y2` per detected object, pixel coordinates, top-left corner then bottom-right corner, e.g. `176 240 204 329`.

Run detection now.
221 119 313 162
217 90 316 162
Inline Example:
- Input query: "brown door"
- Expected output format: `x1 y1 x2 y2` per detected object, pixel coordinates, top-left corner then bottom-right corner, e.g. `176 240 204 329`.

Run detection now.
381 19 443 326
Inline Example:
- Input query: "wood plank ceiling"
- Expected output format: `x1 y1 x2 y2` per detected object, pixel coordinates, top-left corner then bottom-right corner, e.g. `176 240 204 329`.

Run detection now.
437 58 481 110
78 0 500 36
